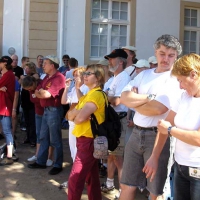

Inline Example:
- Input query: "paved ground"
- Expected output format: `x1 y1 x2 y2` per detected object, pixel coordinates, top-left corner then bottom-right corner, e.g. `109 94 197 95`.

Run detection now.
0 127 148 200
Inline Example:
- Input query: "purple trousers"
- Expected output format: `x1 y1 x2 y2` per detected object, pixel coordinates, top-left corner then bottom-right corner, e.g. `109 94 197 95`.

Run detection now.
67 136 102 200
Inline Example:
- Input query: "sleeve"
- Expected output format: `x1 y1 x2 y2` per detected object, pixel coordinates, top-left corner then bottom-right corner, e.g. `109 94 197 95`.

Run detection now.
80 85 89 95
15 80 20 91
114 75 131 97
155 77 183 109
87 91 104 109
65 71 70 79
121 71 144 93
121 79 135 93
67 90 73 103
47 74 65 98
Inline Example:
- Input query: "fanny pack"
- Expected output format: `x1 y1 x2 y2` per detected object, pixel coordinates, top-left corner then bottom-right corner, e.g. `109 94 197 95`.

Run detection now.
93 136 108 160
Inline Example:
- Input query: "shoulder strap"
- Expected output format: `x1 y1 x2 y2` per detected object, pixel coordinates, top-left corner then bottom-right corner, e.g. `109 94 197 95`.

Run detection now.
90 89 108 138
130 67 136 76
95 89 108 106
91 113 99 138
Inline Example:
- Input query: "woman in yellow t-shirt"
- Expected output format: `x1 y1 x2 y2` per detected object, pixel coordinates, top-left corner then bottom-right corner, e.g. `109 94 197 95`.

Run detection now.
67 64 105 200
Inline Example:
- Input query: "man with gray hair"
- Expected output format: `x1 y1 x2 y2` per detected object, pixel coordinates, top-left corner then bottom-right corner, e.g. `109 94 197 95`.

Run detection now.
119 35 182 200
101 49 131 197
28 55 65 175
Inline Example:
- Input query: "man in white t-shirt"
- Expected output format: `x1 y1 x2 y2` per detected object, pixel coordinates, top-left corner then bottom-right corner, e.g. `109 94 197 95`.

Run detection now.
122 46 138 80
100 49 131 197
119 35 183 200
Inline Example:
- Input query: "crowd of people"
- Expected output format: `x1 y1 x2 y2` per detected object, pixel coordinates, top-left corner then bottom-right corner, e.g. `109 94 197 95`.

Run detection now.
0 34 200 200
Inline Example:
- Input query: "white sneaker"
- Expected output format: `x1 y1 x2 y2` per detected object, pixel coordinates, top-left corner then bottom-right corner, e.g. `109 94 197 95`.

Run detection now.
114 189 121 199
46 159 53 167
59 181 68 189
27 155 37 162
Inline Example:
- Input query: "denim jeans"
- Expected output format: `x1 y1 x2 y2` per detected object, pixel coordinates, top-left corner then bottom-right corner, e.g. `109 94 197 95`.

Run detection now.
36 106 63 168
174 162 200 200
0 115 13 145
35 114 43 144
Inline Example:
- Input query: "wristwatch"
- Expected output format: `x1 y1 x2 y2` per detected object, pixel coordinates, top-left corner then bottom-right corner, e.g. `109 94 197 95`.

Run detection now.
147 94 156 101
168 126 175 137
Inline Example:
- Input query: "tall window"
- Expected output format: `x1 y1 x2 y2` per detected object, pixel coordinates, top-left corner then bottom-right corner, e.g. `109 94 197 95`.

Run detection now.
90 0 130 58
183 8 200 55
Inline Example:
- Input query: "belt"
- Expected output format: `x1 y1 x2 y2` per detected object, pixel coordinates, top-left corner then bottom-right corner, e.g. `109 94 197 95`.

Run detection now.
44 106 61 111
117 112 127 119
135 125 157 132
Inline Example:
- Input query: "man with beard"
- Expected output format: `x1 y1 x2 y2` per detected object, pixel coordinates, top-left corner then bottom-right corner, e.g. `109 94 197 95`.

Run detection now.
101 49 130 198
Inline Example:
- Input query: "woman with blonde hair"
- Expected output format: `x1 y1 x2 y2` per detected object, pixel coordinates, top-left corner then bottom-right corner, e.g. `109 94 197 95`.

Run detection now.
67 64 105 200
144 53 200 200
59 67 88 189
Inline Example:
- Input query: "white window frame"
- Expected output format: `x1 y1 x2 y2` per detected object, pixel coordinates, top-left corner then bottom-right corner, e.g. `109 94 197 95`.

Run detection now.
90 0 130 60
183 7 200 55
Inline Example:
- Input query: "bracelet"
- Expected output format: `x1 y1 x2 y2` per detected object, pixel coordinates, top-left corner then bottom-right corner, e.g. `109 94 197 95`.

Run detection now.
168 126 175 137
12 109 16 112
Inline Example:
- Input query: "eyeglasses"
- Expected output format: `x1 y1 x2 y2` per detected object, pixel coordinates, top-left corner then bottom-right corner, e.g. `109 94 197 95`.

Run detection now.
83 71 96 77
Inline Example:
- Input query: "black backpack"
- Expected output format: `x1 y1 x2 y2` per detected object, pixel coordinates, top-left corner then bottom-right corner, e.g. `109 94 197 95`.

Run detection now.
90 90 121 151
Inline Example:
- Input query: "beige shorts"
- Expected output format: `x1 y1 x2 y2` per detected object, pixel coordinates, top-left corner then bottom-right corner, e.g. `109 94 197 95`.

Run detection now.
109 117 127 156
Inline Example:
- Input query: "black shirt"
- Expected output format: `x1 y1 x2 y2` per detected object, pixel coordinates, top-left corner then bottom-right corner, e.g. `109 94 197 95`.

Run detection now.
13 66 23 79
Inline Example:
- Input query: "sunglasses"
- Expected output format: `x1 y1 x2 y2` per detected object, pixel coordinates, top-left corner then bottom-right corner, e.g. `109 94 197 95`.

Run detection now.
83 72 96 77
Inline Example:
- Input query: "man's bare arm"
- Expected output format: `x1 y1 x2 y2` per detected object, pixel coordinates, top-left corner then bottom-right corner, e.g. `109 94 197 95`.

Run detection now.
35 88 51 99
143 111 176 182
107 96 120 106
134 100 168 116
121 91 150 108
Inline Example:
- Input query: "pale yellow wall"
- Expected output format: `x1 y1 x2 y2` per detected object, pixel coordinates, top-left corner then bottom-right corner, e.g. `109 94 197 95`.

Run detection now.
29 0 58 63
0 1 3 56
